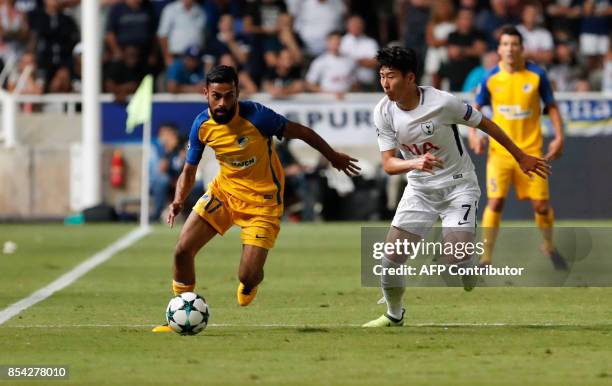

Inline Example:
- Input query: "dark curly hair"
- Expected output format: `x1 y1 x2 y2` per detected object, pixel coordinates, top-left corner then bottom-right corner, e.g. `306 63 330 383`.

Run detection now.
375 46 418 76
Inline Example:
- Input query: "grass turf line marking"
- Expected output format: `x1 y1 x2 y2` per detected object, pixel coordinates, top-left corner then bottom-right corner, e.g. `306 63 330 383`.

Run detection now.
0 226 151 326
5 322 611 329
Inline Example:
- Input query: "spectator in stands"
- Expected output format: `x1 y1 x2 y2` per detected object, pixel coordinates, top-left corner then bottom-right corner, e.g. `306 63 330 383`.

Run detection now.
399 0 430 81
7 51 43 94
546 0 582 40
104 45 147 103
28 0 79 92
549 40 582 91
105 0 157 69
203 14 252 73
0 0 29 67
262 48 303 98
217 52 258 95
579 0 611 72
516 2 554 66
477 0 518 50
462 51 498 92
441 8 486 91
157 0 207 67
263 13 304 68
292 0 346 57
166 45 205 93
202 0 244 37
305 31 356 97
150 123 184 222
424 0 455 88
243 0 287 37
339 15 379 91
575 75 593 91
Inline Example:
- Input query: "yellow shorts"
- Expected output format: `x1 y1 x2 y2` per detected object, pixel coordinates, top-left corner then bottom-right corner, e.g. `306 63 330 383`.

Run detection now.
486 154 549 201
193 181 282 250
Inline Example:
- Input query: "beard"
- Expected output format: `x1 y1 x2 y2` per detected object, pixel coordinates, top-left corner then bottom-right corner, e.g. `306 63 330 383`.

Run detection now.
212 104 237 124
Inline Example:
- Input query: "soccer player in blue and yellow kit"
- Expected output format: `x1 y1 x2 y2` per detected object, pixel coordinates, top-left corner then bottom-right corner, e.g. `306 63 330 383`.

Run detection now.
153 66 360 332
468 26 567 269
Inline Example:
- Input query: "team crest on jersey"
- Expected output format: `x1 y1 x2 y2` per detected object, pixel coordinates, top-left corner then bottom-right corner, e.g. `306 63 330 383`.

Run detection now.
236 136 249 148
420 121 435 135
523 84 533 93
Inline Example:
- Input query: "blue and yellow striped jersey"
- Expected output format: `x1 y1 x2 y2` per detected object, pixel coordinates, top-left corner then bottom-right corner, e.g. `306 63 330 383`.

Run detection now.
475 62 555 157
186 101 287 206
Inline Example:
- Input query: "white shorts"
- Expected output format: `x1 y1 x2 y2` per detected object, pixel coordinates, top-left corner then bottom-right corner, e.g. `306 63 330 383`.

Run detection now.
391 178 481 238
580 33 610 56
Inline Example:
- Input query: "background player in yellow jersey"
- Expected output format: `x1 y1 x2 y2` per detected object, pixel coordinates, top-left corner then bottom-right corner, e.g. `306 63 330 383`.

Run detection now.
153 66 360 332
468 25 567 269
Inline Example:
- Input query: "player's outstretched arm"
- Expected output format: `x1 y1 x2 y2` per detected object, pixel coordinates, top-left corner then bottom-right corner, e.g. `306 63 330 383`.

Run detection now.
283 121 361 176
477 117 551 179
167 163 198 227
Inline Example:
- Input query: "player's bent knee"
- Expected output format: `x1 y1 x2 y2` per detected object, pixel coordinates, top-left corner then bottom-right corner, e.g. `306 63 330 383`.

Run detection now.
532 200 550 214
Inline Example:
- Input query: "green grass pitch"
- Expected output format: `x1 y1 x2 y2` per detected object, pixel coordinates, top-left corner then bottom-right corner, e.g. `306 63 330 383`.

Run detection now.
0 222 611 385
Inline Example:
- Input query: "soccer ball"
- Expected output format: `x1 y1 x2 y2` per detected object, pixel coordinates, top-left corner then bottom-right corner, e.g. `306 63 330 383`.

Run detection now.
165 292 210 335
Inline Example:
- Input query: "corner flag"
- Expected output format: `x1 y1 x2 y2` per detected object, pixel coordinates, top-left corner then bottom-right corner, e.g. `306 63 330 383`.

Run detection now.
126 74 153 133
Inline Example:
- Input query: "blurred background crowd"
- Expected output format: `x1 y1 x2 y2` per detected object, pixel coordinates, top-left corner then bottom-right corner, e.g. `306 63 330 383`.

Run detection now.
0 0 610 100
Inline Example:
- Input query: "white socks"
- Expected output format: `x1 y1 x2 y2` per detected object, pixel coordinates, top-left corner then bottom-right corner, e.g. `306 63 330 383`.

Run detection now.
381 256 406 320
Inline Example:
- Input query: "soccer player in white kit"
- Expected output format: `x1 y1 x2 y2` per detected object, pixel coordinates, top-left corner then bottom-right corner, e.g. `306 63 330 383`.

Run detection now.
363 46 551 327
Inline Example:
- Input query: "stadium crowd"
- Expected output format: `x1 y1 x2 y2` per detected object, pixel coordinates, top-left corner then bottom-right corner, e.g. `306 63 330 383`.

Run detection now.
0 0 610 98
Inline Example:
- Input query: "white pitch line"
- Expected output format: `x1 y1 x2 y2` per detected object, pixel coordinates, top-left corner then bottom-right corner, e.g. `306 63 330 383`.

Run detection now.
4 322 610 329
0 226 151 326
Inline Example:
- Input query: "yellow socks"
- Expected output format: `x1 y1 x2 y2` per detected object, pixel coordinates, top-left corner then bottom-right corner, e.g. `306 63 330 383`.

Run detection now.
535 208 555 252
172 280 195 296
481 207 502 264
237 282 258 306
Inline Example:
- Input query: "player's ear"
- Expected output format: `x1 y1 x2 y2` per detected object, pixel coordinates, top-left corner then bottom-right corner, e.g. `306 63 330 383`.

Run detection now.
405 72 416 85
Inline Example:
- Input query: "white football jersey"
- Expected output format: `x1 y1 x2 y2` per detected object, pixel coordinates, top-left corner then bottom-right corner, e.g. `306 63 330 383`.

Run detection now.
374 86 483 189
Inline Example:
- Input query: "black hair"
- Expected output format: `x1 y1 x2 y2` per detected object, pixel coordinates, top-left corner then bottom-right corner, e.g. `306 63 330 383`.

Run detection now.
498 25 523 45
375 46 418 76
206 65 239 87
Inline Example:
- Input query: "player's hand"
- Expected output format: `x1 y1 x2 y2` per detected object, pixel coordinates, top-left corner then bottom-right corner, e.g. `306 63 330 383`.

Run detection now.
411 152 444 174
544 136 564 160
468 132 487 155
166 201 184 228
330 152 361 176
518 154 551 179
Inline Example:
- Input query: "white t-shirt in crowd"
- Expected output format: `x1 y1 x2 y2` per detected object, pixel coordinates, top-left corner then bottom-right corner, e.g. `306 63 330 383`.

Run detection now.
292 0 346 56
339 33 379 84
157 1 207 55
305 53 357 93
517 24 554 53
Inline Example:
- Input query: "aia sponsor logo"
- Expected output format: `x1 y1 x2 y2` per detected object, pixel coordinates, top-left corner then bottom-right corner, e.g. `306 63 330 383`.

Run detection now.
401 142 440 156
